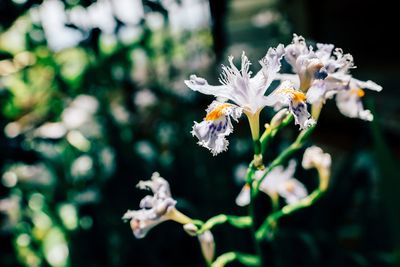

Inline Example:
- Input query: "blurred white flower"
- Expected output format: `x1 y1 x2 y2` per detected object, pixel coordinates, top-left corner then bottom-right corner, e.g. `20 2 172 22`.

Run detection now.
236 160 307 206
146 12 164 31
62 95 101 138
122 172 192 238
302 146 331 171
133 89 157 110
302 146 332 190
34 122 67 139
334 78 381 121
165 0 211 33
0 196 20 230
70 155 93 179
251 10 281 28
4 163 53 186
62 95 98 129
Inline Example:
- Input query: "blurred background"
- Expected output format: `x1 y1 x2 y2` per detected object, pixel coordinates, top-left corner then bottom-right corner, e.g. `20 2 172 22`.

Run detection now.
0 0 399 266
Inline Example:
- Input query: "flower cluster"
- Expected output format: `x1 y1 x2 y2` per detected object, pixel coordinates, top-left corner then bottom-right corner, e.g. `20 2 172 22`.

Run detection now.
123 34 380 267
186 34 382 155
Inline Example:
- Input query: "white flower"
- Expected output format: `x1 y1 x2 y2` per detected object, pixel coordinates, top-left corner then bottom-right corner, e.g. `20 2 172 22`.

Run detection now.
284 34 328 92
316 45 355 75
302 146 331 190
304 45 354 106
302 146 331 170
265 81 315 130
309 42 382 110
236 160 307 206
278 35 382 121
186 45 286 154
191 101 242 156
334 76 382 121
122 172 190 238
185 45 285 115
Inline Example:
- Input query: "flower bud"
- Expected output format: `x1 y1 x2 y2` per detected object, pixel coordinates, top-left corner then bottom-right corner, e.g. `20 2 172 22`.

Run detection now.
183 223 198 236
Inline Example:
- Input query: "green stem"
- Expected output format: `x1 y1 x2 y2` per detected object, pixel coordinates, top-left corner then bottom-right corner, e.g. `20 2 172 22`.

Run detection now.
197 214 252 234
256 188 325 240
212 252 260 267
260 114 293 155
245 163 264 267
255 125 316 193
249 187 264 267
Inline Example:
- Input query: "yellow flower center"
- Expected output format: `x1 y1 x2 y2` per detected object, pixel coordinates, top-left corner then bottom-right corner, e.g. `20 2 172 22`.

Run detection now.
277 88 306 102
352 88 365 97
205 103 231 121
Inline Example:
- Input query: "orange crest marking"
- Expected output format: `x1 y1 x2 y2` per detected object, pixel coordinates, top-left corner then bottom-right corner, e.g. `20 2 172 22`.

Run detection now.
205 103 231 121
277 88 306 102
352 88 365 97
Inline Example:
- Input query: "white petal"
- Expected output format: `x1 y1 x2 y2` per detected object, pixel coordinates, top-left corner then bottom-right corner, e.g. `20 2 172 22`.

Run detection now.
185 75 232 99
192 102 242 156
290 100 314 130
123 173 178 238
351 78 382 92
284 34 309 72
123 209 165 239
259 160 306 204
253 44 285 95
277 178 308 204
274 73 300 88
306 81 327 104
332 48 354 74
302 146 332 170
235 185 251 207
335 90 373 121
316 43 335 62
